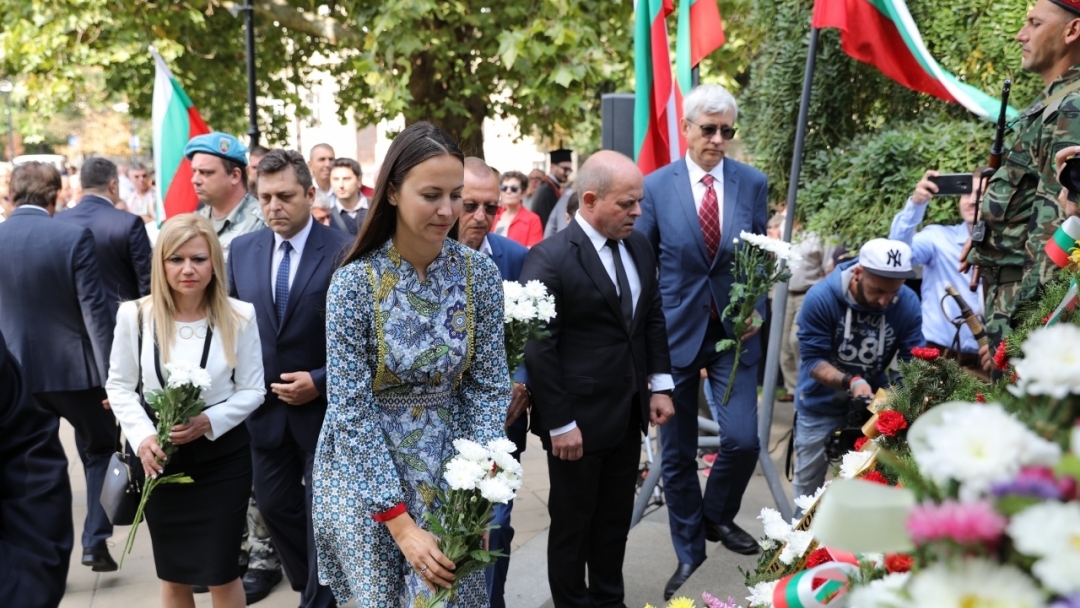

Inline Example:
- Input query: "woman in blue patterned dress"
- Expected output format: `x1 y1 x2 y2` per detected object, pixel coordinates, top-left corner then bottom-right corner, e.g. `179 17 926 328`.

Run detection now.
312 122 511 607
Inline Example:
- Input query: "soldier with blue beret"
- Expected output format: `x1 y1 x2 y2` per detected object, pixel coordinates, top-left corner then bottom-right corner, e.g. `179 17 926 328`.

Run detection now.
187 132 266 259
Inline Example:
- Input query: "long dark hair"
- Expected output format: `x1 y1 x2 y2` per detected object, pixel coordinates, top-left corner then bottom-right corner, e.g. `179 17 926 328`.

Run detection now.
342 122 464 266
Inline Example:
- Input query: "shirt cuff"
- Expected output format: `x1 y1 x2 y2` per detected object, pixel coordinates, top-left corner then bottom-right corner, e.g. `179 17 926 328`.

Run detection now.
649 374 675 392
549 421 578 437
372 502 407 522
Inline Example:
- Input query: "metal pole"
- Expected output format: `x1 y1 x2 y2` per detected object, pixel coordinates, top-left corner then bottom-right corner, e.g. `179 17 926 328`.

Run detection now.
757 27 821 523
2 95 13 162
243 3 260 148
692 66 700 88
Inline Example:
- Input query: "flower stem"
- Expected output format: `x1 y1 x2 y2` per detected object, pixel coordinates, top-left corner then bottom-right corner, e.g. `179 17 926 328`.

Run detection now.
720 341 744 406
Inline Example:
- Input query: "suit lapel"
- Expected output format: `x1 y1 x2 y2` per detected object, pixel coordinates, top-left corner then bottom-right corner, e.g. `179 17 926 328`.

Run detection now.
625 236 650 336
673 160 710 264
487 237 506 275
279 224 326 331
255 232 278 334
717 159 741 267
569 222 625 329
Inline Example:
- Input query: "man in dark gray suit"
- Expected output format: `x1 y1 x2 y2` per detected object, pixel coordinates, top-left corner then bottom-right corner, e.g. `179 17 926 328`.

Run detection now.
56 157 152 313
0 162 118 572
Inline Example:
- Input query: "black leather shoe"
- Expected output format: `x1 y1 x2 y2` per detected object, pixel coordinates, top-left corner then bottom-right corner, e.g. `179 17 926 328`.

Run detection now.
81 547 118 572
242 568 283 604
705 521 761 555
664 562 698 600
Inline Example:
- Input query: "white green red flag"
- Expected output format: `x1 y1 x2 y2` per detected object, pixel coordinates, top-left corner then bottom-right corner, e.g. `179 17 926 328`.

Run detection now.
151 47 210 223
812 0 1014 120
634 0 679 176
675 0 725 98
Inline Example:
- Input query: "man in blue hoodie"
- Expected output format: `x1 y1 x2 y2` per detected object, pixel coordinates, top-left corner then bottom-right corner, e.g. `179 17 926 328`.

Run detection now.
793 238 924 501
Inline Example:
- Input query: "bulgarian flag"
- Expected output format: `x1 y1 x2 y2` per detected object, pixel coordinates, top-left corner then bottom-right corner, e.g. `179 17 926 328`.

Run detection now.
634 0 679 176
151 47 210 223
675 0 725 98
812 0 1016 120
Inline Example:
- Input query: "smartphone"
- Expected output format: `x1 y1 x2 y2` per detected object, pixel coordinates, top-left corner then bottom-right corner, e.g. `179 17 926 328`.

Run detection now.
928 173 973 196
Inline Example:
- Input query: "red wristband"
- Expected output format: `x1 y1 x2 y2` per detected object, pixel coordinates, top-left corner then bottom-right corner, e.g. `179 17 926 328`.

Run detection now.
371 502 407 522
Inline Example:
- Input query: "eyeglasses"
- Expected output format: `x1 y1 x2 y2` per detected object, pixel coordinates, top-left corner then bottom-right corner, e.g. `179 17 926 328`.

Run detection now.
463 201 499 216
556 164 573 173
500 184 521 193
687 120 737 141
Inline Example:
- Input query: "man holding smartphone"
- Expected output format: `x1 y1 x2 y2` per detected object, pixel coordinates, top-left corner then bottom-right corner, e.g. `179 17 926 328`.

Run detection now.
889 169 988 378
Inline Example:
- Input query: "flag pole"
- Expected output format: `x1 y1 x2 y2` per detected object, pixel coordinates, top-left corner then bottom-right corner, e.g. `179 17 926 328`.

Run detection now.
757 26 821 522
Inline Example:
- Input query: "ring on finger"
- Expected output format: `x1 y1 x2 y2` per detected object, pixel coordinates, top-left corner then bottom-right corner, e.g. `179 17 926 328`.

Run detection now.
419 566 428 576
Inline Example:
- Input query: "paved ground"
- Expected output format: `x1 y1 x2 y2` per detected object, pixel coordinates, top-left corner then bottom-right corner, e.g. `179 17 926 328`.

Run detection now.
58 398 795 607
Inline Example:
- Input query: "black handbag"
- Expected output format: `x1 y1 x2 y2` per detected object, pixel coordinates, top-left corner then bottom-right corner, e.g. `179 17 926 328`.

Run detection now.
100 309 147 526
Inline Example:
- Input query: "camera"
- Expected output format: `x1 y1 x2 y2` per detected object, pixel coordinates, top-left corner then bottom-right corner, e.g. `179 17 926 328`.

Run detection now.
1061 156 1080 197
823 394 873 461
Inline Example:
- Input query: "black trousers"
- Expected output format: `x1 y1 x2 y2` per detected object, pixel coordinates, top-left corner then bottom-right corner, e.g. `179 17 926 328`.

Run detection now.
546 410 641 608
251 426 336 608
32 388 115 551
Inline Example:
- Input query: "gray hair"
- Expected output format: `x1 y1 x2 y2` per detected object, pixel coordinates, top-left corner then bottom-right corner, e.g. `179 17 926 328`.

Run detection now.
683 84 739 123
312 191 334 210
129 161 148 173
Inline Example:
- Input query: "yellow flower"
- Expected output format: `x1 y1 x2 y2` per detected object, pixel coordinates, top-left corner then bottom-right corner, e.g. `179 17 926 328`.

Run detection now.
1070 244 1080 266
667 598 697 608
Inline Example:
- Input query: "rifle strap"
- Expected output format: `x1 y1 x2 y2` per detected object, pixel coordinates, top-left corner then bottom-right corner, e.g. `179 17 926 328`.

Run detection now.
1041 79 1080 123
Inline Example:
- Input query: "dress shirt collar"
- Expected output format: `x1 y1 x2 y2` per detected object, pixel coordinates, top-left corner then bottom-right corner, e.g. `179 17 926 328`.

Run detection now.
685 155 724 186
336 193 368 214
79 193 115 207
575 213 616 252
16 205 51 216
479 235 493 256
273 215 314 255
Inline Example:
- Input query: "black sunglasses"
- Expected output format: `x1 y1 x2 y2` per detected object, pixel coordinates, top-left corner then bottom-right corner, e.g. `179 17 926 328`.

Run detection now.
687 120 737 141
463 201 500 216
500 184 521 193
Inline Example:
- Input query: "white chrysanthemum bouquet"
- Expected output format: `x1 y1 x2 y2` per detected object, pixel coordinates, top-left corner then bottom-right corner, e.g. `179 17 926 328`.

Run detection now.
503 280 556 377
120 360 210 566
716 231 801 405
424 438 523 607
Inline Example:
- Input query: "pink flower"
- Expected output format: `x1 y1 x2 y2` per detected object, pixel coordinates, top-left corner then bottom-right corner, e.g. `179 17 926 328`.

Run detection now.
906 500 1007 546
702 592 740 608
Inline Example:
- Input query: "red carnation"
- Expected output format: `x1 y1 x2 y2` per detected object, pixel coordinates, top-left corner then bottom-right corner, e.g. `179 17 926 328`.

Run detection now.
861 470 889 485
1043 313 1053 324
854 436 869 451
993 340 1009 371
911 346 941 361
976 393 986 403
805 547 831 569
884 553 913 574
875 410 908 437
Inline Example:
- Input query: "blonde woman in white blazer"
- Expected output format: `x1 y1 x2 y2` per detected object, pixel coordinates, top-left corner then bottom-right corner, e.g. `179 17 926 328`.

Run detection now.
106 214 264 608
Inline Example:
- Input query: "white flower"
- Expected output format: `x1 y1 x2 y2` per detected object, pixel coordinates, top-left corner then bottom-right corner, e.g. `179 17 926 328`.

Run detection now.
444 458 487 491
1008 502 1080 594
839 450 873 479
509 301 536 322
758 507 792 541
911 402 1061 500
861 553 884 568
759 538 777 551
164 361 194 388
905 559 1044 608
486 438 518 459
478 476 516 504
453 438 491 463
536 299 557 322
793 483 829 513
745 580 777 608
1009 324 1080 398
503 280 524 303
847 573 909 608
523 280 548 300
777 530 814 565
489 448 519 474
189 366 212 391
738 230 803 267
496 469 523 491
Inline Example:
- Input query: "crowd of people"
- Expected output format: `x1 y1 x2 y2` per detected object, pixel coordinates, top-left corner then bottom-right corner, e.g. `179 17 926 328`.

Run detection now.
5 1 1080 604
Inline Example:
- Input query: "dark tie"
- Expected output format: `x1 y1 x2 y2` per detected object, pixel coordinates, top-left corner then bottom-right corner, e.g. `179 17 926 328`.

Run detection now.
275 241 292 323
699 174 721 260
607 239 634 330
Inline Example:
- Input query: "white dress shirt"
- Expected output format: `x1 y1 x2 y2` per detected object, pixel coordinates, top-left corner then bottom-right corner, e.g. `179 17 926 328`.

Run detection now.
335 193 369 220
106 299 266 445
550 216 675 436
686 155 725 231
479 235 493 256
271 217 313 301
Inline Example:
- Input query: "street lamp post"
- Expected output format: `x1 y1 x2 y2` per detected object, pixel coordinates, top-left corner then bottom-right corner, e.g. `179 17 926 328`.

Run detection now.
242 3 260 149
0 80 14 162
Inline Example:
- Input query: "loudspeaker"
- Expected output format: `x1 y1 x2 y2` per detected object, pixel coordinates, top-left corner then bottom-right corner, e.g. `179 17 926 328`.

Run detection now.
601 93 635 158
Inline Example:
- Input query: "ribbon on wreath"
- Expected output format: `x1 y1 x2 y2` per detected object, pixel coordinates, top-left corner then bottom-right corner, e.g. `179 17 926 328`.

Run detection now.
771 561 860 608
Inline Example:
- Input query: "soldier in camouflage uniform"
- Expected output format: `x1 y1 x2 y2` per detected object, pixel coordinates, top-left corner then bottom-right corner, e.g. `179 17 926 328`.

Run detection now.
967 0 1080 368
182 133 282 603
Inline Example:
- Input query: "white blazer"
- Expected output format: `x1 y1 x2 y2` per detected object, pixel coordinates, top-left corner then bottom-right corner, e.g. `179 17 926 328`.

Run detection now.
106 298 266 446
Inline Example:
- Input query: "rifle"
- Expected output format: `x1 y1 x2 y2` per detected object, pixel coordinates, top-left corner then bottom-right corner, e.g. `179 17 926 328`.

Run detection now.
944 283 990 352
970 79 1012 292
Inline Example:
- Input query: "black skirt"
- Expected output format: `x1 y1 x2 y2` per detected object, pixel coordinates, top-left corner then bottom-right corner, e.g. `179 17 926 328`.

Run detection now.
143 424 251 586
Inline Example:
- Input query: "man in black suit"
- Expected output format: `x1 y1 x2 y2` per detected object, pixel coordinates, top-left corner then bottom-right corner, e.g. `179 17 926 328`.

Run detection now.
0 328 74 608
228 149 350 608
0 162 117 572
56 157 152 314
522 151 675 608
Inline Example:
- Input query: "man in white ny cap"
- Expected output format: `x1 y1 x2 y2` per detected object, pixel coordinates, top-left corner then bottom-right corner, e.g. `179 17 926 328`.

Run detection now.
791 238 925 502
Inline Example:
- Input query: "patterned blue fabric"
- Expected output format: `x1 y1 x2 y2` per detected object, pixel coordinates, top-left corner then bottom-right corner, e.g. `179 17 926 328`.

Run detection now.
313 238 511 606
275 241 292 323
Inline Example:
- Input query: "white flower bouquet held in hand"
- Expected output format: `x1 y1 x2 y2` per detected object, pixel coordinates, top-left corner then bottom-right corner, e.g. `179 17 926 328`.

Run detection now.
503 280 556 377
119 360 209 566
716 232 801 405
423 438 523 607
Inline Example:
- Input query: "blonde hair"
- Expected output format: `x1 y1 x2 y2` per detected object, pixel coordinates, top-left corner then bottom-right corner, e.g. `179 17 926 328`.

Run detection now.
141 214 241 367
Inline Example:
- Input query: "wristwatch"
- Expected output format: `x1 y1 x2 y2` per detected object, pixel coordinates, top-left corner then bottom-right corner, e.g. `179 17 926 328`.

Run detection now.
841 373 854 389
